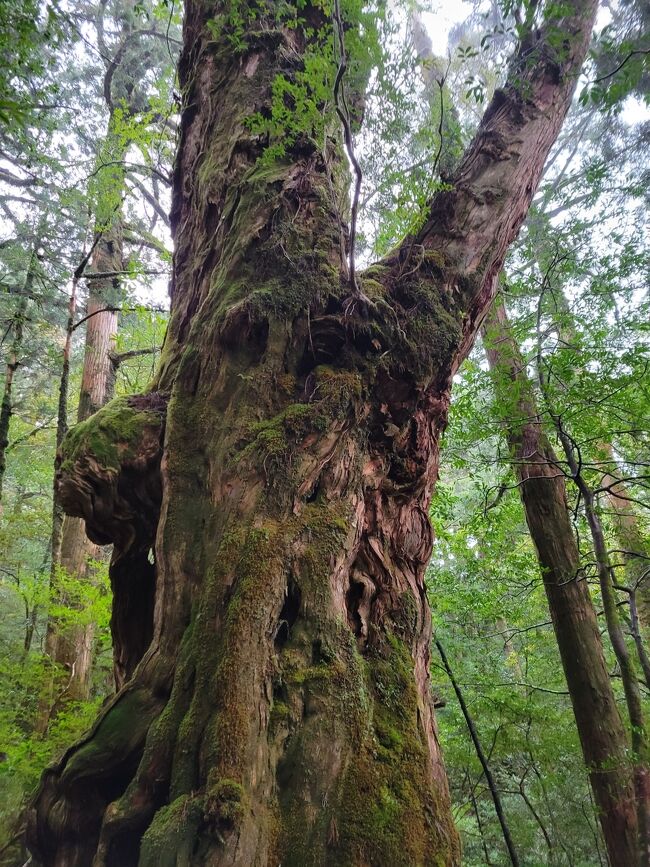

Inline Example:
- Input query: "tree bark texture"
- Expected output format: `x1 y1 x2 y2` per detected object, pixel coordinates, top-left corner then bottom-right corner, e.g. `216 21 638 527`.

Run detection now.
482 294 639 866
27 1 598 864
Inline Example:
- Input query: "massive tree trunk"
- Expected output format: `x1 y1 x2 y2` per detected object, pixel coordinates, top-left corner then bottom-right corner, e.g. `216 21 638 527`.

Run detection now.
27 1 598 864
482 293 638 866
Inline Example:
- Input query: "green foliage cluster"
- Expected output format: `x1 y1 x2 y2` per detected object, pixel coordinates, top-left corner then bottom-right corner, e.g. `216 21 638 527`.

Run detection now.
0 559 111 847
430 479 604 864
0 0 62 124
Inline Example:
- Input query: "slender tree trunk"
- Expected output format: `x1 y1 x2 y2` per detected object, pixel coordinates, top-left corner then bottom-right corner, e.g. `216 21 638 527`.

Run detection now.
0 297 27 513
50 266 81 571
469 788 494 867
0 251 38 514
556 426 650 866
27 1 598 864
43 145 124 712
482 294 638 865
526 259 650 860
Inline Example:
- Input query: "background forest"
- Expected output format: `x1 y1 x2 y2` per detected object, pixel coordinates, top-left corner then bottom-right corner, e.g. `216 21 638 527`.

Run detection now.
0 0 648 864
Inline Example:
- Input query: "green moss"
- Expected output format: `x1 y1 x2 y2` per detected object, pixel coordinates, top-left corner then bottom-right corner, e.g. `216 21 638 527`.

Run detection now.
204 775 246 829
334 630 458 866
139 794 203 867
269 700 290 729
359 276 387 300
286 662 337 686
312 366 363 420
59 395 163 475
61 687 161 784
375 719 404 752
235 367 362 482
237 402 313 467
388 277 462 382
204 174 341 325
192 521 290 782
424 249 447 271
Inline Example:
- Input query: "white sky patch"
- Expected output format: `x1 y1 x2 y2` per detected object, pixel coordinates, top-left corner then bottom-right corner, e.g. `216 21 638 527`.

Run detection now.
422 0 474 57
621 95 650 126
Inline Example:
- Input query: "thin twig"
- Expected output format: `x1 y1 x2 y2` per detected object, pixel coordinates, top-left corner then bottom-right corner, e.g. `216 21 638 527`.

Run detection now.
332 0 362 295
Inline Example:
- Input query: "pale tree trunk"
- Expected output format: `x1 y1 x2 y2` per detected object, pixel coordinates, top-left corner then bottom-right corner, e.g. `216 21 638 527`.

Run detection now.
601 446 650 685
43 0 132 698
27 1 598 864
482 294 639 865
50 262 83 572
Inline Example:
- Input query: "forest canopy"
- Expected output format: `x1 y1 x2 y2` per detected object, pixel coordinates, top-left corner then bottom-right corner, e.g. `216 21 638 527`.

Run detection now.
0 0 648 865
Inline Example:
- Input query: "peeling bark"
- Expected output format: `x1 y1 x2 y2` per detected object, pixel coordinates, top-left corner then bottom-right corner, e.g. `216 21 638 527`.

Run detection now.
28 1 598 864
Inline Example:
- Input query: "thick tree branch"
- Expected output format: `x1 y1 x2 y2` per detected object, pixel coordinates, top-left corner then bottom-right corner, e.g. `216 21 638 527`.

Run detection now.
387 0 599 365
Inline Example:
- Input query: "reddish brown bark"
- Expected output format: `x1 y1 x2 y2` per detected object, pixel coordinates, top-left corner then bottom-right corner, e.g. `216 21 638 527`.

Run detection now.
27 1 598 864
482 294 638 866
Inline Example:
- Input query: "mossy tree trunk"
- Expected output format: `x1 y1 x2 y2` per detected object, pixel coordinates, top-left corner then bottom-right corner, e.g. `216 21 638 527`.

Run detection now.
28 1 598 864
482 293 639 866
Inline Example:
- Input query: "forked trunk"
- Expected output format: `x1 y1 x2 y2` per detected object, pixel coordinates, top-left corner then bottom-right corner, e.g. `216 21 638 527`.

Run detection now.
482 295 638 866
28 1 598 863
